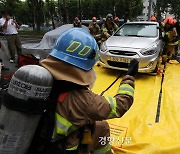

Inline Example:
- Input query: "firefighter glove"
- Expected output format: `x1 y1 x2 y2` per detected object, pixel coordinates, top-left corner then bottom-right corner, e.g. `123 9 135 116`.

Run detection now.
127 59 139 77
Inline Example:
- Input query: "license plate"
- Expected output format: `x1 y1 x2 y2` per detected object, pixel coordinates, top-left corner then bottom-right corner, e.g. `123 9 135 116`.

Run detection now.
110 57 131 63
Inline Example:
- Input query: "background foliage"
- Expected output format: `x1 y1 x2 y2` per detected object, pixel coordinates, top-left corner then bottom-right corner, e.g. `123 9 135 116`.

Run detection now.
0 0 179 31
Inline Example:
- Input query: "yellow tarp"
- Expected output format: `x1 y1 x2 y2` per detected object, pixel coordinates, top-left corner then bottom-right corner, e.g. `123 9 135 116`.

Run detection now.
92 63 180 154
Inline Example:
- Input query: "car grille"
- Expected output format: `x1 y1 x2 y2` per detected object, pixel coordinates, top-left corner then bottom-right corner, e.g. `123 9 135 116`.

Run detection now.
107 61 129 68
109 50 136 56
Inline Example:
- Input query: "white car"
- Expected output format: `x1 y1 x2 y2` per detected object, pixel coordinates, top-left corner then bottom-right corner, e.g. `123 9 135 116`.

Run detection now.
99 21 164 73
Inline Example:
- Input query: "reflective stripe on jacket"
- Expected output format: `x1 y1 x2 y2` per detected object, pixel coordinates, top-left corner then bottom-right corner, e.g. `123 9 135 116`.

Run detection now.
54 112 79 151
66 144 78 151
94 142 112 154
117 83 134 97
105 96 119 119
55 112 78 137
105 83 134 119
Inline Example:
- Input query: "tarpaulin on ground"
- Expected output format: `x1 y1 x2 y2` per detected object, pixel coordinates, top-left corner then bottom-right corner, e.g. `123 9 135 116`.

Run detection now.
92 63 180 154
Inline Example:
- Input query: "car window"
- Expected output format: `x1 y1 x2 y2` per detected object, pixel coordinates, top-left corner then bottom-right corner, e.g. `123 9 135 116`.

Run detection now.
114 23 158 37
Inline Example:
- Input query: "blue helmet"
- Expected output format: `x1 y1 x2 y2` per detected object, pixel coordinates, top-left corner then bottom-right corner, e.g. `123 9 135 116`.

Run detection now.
49 28 99 71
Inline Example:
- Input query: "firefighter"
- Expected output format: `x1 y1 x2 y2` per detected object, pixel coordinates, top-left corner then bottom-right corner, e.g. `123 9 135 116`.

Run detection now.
162 17 179 64
73 17 82 28
88 17 101 46
89 17 100 37
37 28 138 154
100 14 119 43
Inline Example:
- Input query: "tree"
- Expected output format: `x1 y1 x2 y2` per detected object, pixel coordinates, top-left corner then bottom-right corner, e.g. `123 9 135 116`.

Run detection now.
169 0 180 19
62 0 70 23
0 0 21 16
155 0 170 21
0 0 31 25
27 0 44 31
154 0 180 21
0 0 144 30
115 0 143 21
16 1 31 25
45 0 56 29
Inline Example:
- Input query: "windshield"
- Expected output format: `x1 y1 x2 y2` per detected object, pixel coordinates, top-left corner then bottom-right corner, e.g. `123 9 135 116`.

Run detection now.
114 23 158 37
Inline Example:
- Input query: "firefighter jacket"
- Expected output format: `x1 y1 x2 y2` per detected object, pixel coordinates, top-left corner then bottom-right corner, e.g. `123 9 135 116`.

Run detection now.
101 22 118 42
88 22 100 37
73 21 82 28
40 56 135 153
164 27 179 46
53 75 134 152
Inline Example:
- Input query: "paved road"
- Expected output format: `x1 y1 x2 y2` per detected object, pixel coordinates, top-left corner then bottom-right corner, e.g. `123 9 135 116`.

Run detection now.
0 35 43 85
0 35 42 43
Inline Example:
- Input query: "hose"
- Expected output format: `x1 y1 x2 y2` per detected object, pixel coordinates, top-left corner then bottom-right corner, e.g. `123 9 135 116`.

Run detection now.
100 73 122 96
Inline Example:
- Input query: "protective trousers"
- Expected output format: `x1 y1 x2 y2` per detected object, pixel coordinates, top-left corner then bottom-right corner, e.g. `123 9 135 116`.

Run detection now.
5 34 22 60
162 44 176 63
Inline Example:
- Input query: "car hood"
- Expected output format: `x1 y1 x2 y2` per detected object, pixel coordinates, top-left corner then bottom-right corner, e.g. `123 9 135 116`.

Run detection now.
106 36 157 49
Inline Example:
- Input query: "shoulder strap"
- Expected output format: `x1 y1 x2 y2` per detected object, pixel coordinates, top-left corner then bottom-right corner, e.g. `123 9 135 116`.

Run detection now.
58 92 69 102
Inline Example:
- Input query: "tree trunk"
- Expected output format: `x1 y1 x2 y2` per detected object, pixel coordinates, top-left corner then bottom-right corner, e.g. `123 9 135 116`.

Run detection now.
112 0 116 17
78 0 82 21
32 10 35 30
156 0 162 21
52 16 55 29
57 0 61 19
148 0 153 21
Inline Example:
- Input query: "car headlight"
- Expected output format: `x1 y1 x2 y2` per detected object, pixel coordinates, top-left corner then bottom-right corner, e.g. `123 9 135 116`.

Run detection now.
140 45 158 56
100 42 108 52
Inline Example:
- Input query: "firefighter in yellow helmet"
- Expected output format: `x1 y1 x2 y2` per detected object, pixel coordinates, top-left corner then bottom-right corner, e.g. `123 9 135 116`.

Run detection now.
29 28 138 154
100 14 119 43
